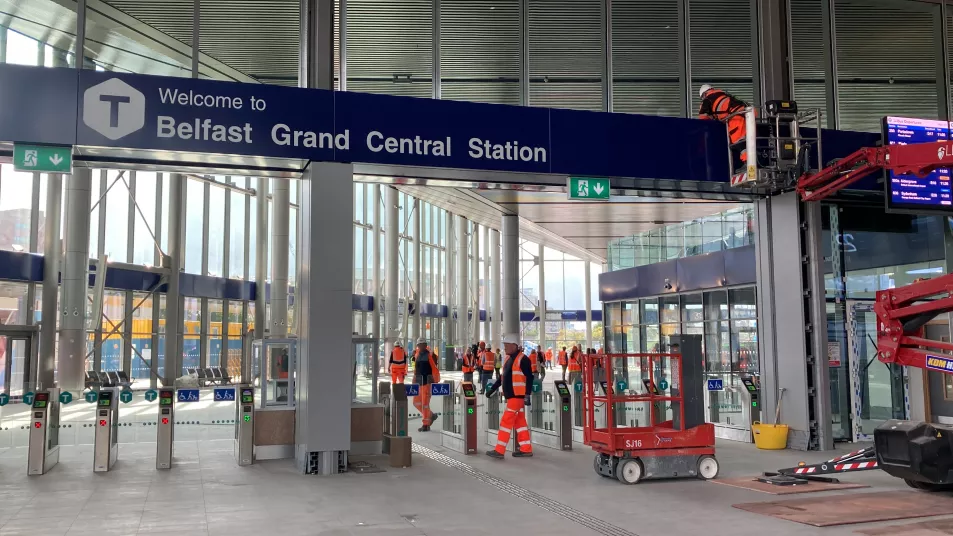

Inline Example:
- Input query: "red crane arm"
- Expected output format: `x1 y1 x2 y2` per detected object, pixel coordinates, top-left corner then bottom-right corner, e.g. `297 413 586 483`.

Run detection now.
796 139 953 202
875 275 953 372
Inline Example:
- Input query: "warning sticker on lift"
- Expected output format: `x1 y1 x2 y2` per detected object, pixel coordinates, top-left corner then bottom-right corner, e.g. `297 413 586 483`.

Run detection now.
926 354 953 372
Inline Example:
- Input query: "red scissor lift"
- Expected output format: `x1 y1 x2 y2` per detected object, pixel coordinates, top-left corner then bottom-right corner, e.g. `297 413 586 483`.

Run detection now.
584 352 718 484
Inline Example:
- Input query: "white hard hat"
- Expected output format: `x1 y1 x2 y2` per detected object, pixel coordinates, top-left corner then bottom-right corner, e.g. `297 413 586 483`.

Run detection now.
699 84 712 98
502 333 519 345
417 337 427 345
395 340 402 347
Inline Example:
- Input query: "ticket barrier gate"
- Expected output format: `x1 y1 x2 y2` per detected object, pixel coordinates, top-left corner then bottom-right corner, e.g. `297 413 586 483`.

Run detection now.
234 385 254 466
741 375 761 440
156 389 176 469
27 388 60 476
528 380 573 451
382 383 409 441
93 388 119 472
440 381 477 454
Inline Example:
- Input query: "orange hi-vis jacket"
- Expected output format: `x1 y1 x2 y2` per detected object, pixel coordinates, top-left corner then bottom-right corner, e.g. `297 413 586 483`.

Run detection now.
390 346 407 366
568 350 582 372
481 349 496 371
558 350 568 366
510 353 528 397
528 351 539 373
545 349 553 362
462 352 475 373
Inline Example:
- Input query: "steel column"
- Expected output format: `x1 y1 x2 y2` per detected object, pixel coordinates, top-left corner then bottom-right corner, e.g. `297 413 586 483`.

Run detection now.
821 0 838 128
937 1 950 122
255 180 268 338
471 223 479 345
38 174 62 389
299 0 335 90
75 0 86 68
165 174 185 385
433 0 441 99
519 0 529 106
57 169 91 393
755 0 792 102
271 180 290 337
191 0 200 78
490 229 501 351
482 225 490 343
339 0 347 90
384 187 399 367
602 0 612 112
371 185 381 345
456 215 468 347
412 197 422 340
585 261 593 350
677 0 692 117
537 242 545 353
501 215 519 339
444 210 452 346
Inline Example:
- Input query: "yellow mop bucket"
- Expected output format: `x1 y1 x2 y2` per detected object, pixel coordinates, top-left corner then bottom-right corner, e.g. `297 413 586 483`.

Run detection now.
752 422 788 450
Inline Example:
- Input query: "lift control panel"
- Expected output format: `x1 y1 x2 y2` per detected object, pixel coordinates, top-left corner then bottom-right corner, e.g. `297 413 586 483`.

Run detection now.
460 381 477 454
553 380 573 450
94 389 119 472
156 389 175 469
27 388 60 476
234 385 254 466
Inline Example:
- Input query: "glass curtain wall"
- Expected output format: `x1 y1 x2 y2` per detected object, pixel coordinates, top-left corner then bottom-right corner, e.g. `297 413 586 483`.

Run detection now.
604 287 759 429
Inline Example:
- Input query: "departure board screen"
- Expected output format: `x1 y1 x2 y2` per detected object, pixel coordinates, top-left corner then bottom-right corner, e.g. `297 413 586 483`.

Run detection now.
883 116 952 212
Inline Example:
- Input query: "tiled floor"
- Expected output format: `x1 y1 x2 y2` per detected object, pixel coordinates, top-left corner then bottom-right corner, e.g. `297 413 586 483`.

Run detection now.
0 396 951 535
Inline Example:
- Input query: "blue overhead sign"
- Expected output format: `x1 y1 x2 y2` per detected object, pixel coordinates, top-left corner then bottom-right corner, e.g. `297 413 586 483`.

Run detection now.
0 64 735 185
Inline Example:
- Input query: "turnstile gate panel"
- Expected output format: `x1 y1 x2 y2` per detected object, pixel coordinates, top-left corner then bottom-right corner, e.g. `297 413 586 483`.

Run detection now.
156 389 175 469
93 389 119 472
234 385 254 466
27 388 60 475
741 375 761 430
461 381 477 454
554 381 573 450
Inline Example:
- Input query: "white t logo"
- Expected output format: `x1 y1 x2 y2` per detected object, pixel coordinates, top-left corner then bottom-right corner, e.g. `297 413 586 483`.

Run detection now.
83 78 146 140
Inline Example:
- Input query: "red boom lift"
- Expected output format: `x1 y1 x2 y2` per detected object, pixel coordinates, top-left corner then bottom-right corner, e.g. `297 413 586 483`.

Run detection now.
777 132 953 490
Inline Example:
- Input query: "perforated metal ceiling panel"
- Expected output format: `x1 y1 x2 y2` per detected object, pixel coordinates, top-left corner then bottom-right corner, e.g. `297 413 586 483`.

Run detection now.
105 0 194 46
789 0 827 115
528 0 603 110
611 0 681 116
440 0 520 104
346 0 433 97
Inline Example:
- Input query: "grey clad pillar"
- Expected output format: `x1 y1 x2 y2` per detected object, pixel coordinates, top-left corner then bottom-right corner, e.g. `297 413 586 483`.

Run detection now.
164 174 185 385
537 242 545 352
471 223 479 344
271 180 290 337
56 170 90 393
490 229 501 351
483 226 490 343
370 185 380 344
444 212 453 346
501 215 519 339
384 187 399 364
585 261 593 350
38 174 62 389
412 198 421 340
297 162 353 473
255 180 267 338
456 215 467 348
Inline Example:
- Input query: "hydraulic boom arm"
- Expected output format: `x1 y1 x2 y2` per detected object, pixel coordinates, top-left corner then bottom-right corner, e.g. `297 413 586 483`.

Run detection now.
796 139 953 202
796 138 953 371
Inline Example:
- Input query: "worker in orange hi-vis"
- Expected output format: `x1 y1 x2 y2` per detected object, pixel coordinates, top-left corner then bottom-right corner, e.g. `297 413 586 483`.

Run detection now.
412 337 440 432
462 346 476 383
558 346 569 381
567 345 583 386
545 347 554 370
698 84 751 162
388 340 408 384
485 333 534 460
479 344 496 394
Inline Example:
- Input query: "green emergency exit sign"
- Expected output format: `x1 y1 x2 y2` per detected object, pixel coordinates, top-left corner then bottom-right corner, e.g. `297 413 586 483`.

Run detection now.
13 143 72 173
568 177 610 200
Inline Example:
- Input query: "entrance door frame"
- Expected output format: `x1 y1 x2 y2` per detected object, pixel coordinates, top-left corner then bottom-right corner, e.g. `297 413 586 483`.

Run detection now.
0 325 40 395
845 300 909 442
352 337 379 404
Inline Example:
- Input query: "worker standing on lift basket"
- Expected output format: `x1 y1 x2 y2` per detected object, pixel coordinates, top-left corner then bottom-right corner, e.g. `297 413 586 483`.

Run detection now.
698 84 750 162
486 333 534 459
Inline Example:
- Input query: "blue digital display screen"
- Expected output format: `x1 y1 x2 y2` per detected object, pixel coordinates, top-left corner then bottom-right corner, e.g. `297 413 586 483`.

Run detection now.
884 116 952 212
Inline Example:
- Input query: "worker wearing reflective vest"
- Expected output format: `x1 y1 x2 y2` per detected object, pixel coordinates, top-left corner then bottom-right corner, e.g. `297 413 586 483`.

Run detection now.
462 347 476 383
486 333 534 459
413 338 441 432
545 347 554 370
389 340 408 384
568 346 582 385
698 84 750 162
528 348 540 375
479 343 496 394
558 346 569 380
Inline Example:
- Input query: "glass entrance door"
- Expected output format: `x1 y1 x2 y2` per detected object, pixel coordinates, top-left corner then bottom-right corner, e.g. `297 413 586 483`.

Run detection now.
0 331 36 396
352 337 379 403
846 301 906 441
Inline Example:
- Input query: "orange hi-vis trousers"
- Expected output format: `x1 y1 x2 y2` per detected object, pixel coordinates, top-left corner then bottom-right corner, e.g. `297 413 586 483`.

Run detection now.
494 398 533 454
413 387 434 426
391 364 407 384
